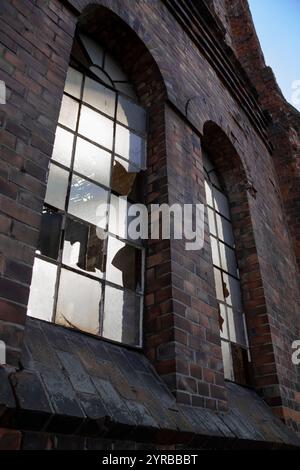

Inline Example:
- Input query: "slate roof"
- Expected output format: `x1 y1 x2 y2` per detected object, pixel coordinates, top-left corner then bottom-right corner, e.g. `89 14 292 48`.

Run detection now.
1 317 299 449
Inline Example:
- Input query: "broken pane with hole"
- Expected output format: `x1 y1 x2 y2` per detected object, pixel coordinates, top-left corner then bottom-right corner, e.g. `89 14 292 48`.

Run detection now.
63 218 106 279
37 207 62 260
55 268 102 335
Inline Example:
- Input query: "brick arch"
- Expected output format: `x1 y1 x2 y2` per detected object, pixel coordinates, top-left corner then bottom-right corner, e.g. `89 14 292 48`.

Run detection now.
202 120 279 405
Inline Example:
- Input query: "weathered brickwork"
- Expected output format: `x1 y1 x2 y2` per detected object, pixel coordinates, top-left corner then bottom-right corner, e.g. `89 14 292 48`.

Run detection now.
0 0 299 447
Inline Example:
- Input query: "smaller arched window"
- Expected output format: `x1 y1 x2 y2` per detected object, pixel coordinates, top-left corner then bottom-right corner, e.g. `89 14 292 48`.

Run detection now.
27 32 147 348
203 151 251 385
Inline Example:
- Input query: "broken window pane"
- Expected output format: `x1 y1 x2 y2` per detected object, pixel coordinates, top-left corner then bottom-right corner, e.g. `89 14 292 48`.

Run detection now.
223 273 243 311
102 285 142 346
58 95 79 130
55 268 102 335
83 77 116 117
115 124 146 169
45 163 69 211
64 66 83 99
227 306 247 346
52 126 74 168
106 236 143 292
63 218 106 279
68 175 109 228
213 267 224 301
112 157 143 201
74 137 111 187
37 207 62 260
27 258 57 322
219 304 229 340
219 241 238 277
78 105 114 150
117 95 146 135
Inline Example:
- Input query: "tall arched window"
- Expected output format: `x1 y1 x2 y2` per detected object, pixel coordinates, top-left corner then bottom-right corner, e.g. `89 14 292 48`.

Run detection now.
203 151 251 384
27 32 147 348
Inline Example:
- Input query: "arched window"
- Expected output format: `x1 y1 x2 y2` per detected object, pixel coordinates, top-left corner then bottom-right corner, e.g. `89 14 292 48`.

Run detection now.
27 32 147 348
203 151 251 384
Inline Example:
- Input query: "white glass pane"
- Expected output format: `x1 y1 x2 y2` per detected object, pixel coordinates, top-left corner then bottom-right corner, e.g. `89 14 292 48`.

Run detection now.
58 95 79 130
104 53 127 81
221 340 234 381
102 285 142 346
207 207 216 236
80 34 104 67
115 124 146 168
219 242 238 277
27 258 57 322
62 218 106 279
68 175 109 228
204 180 213 207
219 304 229 340
45 163 69 210
223 273 243 311
52 126 74 168
213 187 230 218
117 96 146 134
108 193 129 239
213 267 224 301
227 307 247 346
106 236 143 292
210 236 220 268
55 268 102 335
216 213 235 247
83 77 116 117
78 105 113 150
64 67 82 99
74 137 111 187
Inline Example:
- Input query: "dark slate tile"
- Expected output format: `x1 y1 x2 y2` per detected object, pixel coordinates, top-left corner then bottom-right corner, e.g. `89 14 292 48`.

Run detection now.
40 321 71 353
39 364 84 418
56 351 96 395
23 321 60 369
0 367 15 409
124 399 159 429
180 405 215 437
76 392 109 421
92 377 136 427
139 372 176 407
10 370 52 414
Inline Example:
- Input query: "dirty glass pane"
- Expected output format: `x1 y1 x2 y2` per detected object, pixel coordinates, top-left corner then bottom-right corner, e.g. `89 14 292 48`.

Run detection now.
52 126 74 168
102 285 142 346
117 95 146 134
104 53 127 81
219 304 229 340
90 66 113 87
223 273 243 311
68 175 109 228
210 236 220 268
115 124 146 168
227 306 247 346
204 180 213 207
55 268 102 335
64 66 83 99
213 187 230 218
58 95 79 130
112 157 142 201
62 218 106 279
74 137 111 187
213 267 224 302
79 33 104 67
45 163 69 211
78 105 114 150
207 207 216 236
27 258 57 322
221 340 234 381
37 207 62 260
83 77 116 117
219 242 238 277
106 236 143 292
216 213 235 247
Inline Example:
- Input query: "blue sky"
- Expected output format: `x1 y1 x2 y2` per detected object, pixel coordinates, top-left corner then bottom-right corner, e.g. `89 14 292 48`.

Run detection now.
248 0 300 110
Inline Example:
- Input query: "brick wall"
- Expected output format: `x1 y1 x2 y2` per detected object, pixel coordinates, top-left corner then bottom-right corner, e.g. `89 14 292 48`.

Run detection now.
0 0 299 433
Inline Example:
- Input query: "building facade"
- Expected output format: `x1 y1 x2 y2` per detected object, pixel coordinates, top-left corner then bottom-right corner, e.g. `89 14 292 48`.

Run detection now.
0 0 300 449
